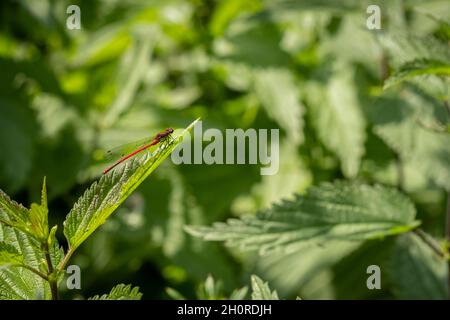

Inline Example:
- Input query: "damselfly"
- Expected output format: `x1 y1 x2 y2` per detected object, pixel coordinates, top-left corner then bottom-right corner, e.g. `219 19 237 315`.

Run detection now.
103 128 174 174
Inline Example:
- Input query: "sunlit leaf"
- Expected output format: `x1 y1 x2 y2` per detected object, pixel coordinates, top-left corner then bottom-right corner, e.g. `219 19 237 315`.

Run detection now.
0 242 23 267
306 63 366 178
253 68 304 145
384 58 450 89
89 284 142 300
251 275 279 300
186 181 419 255
0 210 63 299
63 119 198 253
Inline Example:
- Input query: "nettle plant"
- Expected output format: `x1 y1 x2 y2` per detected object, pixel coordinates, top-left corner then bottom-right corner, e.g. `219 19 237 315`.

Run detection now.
0 118 284 300
0 122 192 300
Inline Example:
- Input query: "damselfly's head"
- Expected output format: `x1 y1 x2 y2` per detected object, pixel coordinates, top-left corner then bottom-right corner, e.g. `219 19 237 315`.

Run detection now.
165 128 174 134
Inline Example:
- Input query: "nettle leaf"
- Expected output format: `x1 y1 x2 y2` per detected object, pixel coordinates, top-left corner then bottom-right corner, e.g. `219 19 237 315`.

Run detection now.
378 32 450 68
0 210 63 299
230 287 249 300
370 94 450 190
255 241 360 298
29 178 49 242
186 181 419 255
0 242 23 267
102 26 158 127
217 20 290 67
63 119 197 253
198 274 224 299
388 233 448 299
0 179 50 242
384 58 450 89
70 24 131 67
253 68 304 144
251 275 279 300
405 128 450 191
378 32 450 97
306 64 366 178
89 284 143 300
0 189 35 239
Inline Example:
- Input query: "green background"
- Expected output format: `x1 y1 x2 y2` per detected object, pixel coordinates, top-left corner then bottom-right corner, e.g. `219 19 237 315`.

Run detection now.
0 0 449 299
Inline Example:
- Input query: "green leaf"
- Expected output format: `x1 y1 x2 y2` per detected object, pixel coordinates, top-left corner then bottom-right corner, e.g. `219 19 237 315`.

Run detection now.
253 68 304 144
70 25 131 67
378 32 450 68
63 119 198 253
384 58 450 89
0 178 50 242
30 93 79 139
196 274 226 299
378 32 450 97
251 275 279 300
330 239 396 299
370 93 450 191
306 63 366 178
246 141 312 210
28 178 49 242
0 188 35 239
102 26 158 127
209 0 259 36
256 241 360 298
229 286 249 300
0 242 23 267
0 210 63 299
388 233 448 299
186 181 419 255
216 20 290 67
88 284 143 300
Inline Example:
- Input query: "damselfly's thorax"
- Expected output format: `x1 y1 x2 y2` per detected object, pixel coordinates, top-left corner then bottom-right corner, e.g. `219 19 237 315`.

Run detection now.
157 128 173 138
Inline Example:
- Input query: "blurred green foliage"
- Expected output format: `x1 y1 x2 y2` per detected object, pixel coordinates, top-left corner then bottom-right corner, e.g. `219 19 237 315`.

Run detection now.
0 0 449 299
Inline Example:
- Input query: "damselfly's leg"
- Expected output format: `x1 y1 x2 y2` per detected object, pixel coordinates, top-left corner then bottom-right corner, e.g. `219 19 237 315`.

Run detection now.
161 135 174 149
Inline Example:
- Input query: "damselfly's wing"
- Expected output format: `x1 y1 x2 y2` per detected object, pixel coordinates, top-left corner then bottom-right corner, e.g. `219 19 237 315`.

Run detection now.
105 135 156 162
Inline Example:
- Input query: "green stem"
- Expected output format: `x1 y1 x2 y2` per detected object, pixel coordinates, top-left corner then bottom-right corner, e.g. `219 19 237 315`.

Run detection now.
413 228 445 258
21 264 48 281
44 243 59 300
57 247 75 272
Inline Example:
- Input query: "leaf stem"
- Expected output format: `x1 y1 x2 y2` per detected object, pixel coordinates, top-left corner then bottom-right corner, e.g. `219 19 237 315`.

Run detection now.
413 228 445 258
57 247 75 273
44 243 59 300
21 264 48 281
